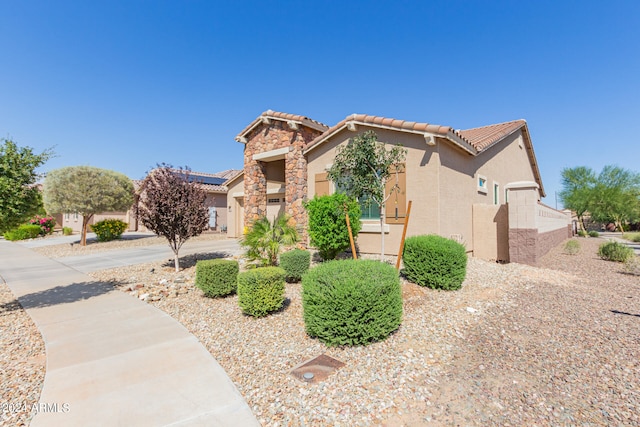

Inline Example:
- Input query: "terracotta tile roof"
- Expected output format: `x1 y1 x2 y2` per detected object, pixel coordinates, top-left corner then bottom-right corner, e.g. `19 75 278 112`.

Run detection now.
235 110 329 142
458 120 526 152
304 113 476 155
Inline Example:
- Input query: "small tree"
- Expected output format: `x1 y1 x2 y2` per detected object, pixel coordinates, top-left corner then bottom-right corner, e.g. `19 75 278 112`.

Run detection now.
0 139 54 233
241 214 299 266
43 166 133 246
559 166 596 233
327 130 407 260
135 165 209 271
304 192 362 260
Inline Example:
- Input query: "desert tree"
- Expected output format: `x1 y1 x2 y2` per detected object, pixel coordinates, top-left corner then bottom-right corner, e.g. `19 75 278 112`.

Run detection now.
558 166 597 233
589 165 640 233
134 165 210 271
0 138 54 233
43 166 133 245
327 130 407 261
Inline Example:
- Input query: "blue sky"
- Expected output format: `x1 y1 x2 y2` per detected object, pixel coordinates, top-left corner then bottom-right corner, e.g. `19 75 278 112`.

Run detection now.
1 0 638 207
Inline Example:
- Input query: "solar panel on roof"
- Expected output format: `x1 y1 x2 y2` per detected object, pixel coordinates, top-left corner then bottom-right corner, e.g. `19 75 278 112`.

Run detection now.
175 172 226 186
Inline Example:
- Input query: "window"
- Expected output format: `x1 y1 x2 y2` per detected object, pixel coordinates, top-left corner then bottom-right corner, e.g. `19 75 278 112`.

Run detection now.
493 182 500 205
359 196 381 220
267 198 280 203
477 175 488 194
64 213 69 220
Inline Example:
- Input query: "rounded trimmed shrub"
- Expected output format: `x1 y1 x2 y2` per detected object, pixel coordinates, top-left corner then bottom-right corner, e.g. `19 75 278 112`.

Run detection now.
279 249 311 282
563 239 581 255
3 224 42 241
63 227 73 236
304 193 362 260
588 230 600 238
302 259 402 346
598 241 633 262
577 230 587 237
90 218 128 242
195 259 239 297
402 234 467 290
237 267 286 317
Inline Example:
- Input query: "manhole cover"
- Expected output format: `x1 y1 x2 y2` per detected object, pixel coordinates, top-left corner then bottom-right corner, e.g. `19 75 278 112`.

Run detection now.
290 354 345 383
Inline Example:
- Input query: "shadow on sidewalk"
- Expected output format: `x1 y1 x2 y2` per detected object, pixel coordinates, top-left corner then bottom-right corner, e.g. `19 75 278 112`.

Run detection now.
1 280 122 313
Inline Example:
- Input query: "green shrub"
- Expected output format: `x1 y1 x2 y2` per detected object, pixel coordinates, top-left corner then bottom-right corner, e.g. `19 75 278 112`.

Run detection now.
304 193 361 260
588 230 599 237
237 267 286 317
3 224 42 241
598 241 634 262
195 259 239 297
402 234 467 290
63 227 73 236
577 230 587 237
302 259 402 346
624 256 640 276
563 239 581 255
279 249 310 282
90 218 128 242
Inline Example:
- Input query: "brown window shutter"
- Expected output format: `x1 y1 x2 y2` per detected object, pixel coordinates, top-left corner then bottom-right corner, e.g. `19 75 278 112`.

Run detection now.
385 164 406 224
315 172 330 196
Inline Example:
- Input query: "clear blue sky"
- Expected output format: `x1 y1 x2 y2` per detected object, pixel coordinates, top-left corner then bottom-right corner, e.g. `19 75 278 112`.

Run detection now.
2 0 638 207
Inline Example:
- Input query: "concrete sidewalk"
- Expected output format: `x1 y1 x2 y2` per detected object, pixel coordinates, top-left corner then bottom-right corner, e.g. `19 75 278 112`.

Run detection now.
0 241 259 426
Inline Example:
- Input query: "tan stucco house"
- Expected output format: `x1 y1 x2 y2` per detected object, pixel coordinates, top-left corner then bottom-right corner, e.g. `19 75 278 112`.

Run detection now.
226 110 570 265
63 169 241 234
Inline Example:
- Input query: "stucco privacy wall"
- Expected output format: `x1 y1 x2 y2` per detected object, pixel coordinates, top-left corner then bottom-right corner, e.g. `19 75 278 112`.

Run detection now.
506 182 571 265
472 204 509 262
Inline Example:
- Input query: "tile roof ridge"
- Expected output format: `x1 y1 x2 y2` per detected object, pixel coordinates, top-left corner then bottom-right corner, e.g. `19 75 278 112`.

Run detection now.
460 119 526 132
261 110 329 130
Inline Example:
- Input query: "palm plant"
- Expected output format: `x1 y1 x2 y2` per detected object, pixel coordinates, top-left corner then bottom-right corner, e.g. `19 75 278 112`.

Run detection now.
241 214 299 266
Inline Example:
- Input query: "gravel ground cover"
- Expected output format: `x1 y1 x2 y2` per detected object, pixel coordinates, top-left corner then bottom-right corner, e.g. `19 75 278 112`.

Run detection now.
0 282 45 426
2 235 639 426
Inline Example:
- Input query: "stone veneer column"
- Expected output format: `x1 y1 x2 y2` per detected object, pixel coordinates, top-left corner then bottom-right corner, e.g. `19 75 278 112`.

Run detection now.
242 121 322 242
506 181 540 265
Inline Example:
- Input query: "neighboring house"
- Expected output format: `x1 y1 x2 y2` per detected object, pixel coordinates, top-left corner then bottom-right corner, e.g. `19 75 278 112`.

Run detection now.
62 169 241 234
226 110 571 265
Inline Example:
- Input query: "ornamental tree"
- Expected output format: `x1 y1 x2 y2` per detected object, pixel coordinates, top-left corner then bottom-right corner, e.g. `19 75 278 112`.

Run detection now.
135 165 210 271
327 130 407 260
43 166 133 245
304 192 362 260
0 139 54 233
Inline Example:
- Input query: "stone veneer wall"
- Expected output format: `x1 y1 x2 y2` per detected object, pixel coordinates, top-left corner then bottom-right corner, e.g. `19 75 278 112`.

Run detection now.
243 120 323 239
